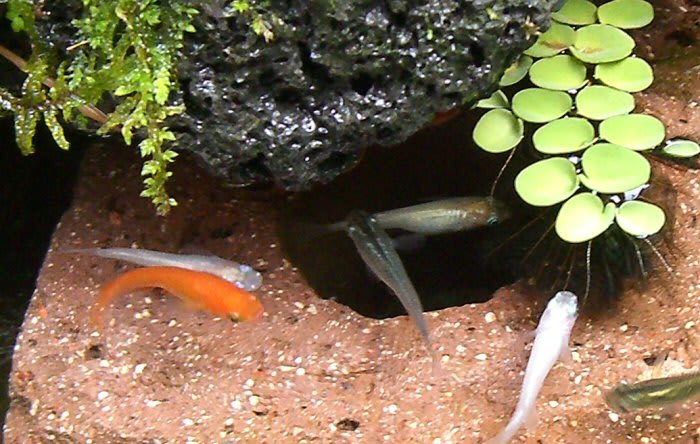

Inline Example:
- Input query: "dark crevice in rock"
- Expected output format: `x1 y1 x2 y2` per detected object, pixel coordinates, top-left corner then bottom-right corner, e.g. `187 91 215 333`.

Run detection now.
0 118 87 428
277 115 516 318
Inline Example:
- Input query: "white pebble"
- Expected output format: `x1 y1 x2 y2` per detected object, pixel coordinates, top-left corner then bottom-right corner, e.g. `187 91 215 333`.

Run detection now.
608 412 619 422
474 353 487 361
182 418 194 427
97 391 109 401
485 312 496 323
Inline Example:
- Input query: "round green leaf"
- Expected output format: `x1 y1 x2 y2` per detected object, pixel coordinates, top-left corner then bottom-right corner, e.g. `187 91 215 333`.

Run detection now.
599 114 666 150
662 139 700 158
594 57 654 92
615 200 665 237
570 24 635 64
533 117 595 154
515 157 579 206
552 0 597 25
524 23 576 58
529 55 587 91
598 0 654 29
472 109 524 153
580 143 651 193
475 90 509 109
512 88 573 123
556 193 616 243
500 56 533 87
575 85 635 120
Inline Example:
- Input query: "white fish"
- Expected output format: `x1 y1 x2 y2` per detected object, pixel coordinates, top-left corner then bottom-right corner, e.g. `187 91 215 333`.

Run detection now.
486 291 578 444
62 247 263 291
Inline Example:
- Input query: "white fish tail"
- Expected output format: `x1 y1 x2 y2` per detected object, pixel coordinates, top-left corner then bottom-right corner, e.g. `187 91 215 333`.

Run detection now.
485 407 534 444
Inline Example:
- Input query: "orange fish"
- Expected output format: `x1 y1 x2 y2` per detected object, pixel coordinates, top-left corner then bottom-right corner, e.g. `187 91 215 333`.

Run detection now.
91 266 264 327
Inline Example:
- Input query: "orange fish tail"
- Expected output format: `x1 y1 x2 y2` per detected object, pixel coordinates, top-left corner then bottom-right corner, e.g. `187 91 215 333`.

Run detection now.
92 266 264 324
92 267 169 326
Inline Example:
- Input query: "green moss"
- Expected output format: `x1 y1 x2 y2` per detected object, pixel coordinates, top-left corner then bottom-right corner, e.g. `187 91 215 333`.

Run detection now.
3 0 198 215
232 0 279 42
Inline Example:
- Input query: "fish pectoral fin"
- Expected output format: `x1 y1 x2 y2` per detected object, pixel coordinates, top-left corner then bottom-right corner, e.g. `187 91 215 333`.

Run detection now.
650 351 668 378
390 233 427 252
524 407 539 432
179 297 206 312
558 342 573 365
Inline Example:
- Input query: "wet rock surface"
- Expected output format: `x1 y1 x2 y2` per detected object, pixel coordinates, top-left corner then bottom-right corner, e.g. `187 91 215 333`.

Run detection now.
34 0 559 189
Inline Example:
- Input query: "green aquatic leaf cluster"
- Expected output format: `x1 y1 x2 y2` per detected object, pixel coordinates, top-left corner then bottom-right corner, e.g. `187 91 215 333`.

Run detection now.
0 54 70 154
473 0 700 244
3 0 198 215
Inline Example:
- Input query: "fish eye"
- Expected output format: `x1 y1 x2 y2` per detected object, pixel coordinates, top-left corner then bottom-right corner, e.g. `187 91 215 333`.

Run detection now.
487 215 499 225
229 315 241 323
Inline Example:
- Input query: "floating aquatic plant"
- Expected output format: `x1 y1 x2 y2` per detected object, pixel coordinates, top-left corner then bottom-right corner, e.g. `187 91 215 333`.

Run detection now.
472 0 697 248
555 192 616 243
575 85 634 120
532 118 594 154
472 0 700 303
579 143 650 194
472 109 523 153
599 114 666 151
511 88 572 123
514 157 579 206
662 140 700 158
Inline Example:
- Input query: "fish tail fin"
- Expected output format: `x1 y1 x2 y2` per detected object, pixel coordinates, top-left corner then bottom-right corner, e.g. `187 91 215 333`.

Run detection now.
89 305 105 331
428 345 443 376
57 247 98 255
485 416 525 444
293 221 345 241
484 427 515 444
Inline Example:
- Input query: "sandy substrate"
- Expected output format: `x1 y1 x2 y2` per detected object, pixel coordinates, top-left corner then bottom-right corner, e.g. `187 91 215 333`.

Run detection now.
4 1 700 442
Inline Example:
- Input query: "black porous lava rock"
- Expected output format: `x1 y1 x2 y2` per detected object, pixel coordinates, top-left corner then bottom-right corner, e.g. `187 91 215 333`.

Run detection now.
34 0 560 190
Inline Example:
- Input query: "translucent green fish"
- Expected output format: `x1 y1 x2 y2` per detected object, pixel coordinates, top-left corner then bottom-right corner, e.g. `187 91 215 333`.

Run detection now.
605 372 700 413
344 210 436 365
329 196 510 235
